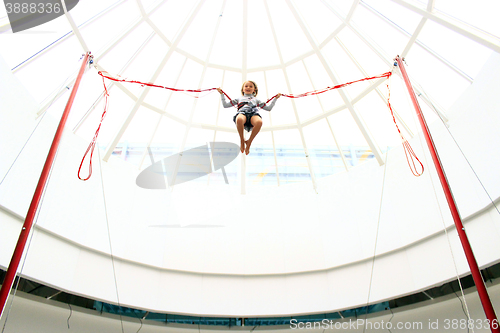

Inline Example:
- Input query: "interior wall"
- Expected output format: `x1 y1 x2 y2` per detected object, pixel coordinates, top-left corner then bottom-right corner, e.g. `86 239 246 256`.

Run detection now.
1 281 500 333
1 52 500 316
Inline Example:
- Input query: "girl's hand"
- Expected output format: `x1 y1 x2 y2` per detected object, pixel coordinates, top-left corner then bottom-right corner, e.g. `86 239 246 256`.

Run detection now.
276 93 282 99
217 88 223 94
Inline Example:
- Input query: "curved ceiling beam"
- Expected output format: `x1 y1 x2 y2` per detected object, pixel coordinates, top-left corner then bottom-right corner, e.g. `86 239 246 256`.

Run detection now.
265 0 318 191
169 0 228 191
102 0 206 161
290 0 384 166
390 0 500 54
12 0 128 73
322 0 449 125
360 0 473 83
334 37 414 138
301 59 351 171
61 0 89 52
72 31 156 133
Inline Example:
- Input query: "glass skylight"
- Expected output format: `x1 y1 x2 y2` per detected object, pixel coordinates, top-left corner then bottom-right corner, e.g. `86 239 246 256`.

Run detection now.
1 0 498 188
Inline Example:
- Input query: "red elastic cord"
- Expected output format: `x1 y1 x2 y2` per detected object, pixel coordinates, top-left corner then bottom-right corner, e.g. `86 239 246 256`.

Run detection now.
266 71 393 103
78 75 109 181
80 70 415 180
386 80 424 177
98 71 218 95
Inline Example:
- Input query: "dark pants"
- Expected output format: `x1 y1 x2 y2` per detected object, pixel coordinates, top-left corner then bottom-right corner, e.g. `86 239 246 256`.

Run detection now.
233 112 262 132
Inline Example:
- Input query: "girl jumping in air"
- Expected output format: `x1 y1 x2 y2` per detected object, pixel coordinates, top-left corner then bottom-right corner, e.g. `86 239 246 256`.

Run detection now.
217 81 281 155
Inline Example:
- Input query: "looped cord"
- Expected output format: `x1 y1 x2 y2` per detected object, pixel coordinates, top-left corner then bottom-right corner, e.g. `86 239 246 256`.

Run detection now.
386 79 424 176
78 74 109 180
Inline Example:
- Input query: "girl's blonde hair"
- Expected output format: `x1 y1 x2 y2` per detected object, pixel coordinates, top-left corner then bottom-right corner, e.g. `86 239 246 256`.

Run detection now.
241 80 258 96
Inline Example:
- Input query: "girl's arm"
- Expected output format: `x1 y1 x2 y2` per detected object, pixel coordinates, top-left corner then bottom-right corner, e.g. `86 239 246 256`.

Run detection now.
217 88 237 108
258 93 281 111
221 94 237 108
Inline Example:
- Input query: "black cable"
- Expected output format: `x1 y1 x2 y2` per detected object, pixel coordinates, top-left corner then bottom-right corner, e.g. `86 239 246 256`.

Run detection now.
135 318 143 333
450 280 470 333
386 307 394 333
67 303 72 329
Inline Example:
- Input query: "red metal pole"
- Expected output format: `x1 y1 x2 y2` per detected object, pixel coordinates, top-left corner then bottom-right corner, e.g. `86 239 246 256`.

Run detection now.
395 56 499 332
0 52 91 319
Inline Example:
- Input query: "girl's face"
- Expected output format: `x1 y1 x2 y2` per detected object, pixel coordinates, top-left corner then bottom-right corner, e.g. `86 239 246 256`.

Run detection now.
242 81 256 95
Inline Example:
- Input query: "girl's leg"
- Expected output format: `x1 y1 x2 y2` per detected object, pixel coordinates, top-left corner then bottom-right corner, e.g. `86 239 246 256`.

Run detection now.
235 114 246 153
245 115 262 155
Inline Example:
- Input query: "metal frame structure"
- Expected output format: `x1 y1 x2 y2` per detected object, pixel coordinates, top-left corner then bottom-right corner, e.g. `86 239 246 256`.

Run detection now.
1 0 494 193
41 0 496 192
16 0 500 171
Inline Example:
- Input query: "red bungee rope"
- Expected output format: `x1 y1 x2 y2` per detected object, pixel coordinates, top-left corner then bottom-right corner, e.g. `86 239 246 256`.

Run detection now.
79 70 422 180
98 71 219 95
78 74 109 180
385 79 424 176
264 71 392 104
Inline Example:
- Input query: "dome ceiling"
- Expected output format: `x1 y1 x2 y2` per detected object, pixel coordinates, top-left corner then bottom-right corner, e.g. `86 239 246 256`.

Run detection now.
0 0 498 186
